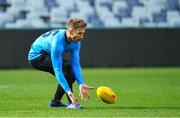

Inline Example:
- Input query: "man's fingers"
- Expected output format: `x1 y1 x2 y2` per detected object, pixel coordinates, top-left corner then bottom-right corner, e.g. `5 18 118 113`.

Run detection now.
72 98 78 106
87 94 90 100
79 85 93 102
88 86 94 89
84 85 94 90
68 92 78 106
79 93 84 101
85 94 90 100
80 94 83 100
74 96 78 102
79 93 90 101
84 94 90 101
82 96 86 101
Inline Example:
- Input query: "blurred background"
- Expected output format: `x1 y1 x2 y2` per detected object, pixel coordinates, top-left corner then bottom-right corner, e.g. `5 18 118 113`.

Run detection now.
0 0 180 28
0 0 180 68
0 0 180 117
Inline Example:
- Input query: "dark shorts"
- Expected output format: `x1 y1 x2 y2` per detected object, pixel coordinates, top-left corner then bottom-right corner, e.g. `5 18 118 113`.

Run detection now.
29 53 73 79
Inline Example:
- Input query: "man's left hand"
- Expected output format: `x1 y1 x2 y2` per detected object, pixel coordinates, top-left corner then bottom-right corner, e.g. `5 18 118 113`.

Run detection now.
79 84 94 101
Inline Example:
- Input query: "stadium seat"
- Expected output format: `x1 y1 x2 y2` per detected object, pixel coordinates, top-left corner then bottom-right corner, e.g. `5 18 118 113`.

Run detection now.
50 7 68 22
153 11 167 23
127 0 142 7
104 17 121 27
5 19 30 28
0 0 179 28
0 0 10 12
30 19 48 28
0 0 7 3
113 1 131 20
0 12 14 27
44 0 58 11
121 17 139 27
167 10 180 22
56 0 75 12
132 6 152 23
166 0 179 10
139 17 150 25
141 22 156 28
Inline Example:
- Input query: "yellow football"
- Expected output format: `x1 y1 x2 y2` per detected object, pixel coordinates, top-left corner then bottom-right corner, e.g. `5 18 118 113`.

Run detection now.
97 86 117 104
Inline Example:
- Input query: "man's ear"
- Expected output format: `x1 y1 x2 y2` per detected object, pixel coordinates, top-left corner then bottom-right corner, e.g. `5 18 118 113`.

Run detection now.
69 29 74 36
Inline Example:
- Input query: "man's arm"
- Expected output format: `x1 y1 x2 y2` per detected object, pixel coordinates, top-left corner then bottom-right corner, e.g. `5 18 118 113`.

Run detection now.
50 43 71 93
71 43 93 101
70 43 85 85
51 42 78 105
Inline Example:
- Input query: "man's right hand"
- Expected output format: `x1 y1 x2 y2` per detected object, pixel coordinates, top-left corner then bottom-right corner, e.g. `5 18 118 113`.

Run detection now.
67 91 78 106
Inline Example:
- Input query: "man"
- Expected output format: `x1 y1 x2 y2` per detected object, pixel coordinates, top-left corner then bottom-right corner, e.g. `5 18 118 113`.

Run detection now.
28 18 93 109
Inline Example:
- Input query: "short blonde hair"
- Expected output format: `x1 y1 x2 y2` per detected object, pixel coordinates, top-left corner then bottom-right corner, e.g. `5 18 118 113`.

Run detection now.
67 18 87 29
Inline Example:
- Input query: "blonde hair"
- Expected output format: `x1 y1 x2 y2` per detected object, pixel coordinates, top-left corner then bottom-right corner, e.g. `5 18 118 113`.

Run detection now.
67 18 87 29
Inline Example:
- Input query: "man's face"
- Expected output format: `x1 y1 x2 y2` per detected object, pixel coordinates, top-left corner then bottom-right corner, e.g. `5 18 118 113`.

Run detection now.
70 28 85 43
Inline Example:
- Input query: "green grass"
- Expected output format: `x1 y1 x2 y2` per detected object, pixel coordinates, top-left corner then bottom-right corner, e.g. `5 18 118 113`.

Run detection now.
0 68 180 117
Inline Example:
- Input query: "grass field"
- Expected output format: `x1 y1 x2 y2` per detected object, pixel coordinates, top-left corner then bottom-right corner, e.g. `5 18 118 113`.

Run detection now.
0 68 180 117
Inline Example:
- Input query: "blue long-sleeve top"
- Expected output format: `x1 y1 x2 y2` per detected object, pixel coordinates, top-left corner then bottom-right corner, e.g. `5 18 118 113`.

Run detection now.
28 29 85 93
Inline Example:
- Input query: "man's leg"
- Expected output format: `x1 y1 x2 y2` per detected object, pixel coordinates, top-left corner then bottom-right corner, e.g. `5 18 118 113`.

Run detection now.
30 54 55 75
30 54 75 105
53 59 76 103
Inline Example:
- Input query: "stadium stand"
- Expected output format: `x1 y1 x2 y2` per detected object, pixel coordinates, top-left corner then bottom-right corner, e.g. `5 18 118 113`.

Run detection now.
0 0 179 28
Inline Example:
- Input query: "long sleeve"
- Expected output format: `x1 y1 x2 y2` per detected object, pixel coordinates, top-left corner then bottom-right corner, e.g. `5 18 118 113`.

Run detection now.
70 43 85 85
51 41 71 93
